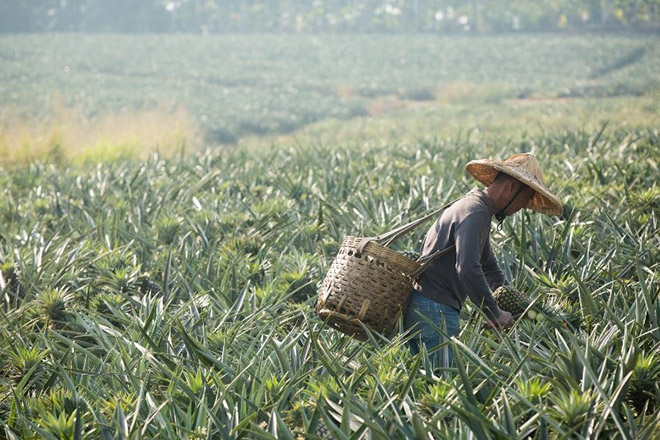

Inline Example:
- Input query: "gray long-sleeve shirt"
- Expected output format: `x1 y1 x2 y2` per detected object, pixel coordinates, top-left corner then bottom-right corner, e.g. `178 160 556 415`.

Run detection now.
414 188 506 320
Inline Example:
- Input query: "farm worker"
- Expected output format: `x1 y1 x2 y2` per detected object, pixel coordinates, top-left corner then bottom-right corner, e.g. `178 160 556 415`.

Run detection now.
403 153 562 369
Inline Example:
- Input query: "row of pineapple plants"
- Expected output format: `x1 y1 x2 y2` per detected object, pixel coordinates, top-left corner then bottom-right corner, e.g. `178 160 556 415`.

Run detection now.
1 126 659 438
2 34 659 143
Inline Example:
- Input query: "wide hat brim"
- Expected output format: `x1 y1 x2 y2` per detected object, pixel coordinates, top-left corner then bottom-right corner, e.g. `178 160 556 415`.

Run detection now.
466 154 563 215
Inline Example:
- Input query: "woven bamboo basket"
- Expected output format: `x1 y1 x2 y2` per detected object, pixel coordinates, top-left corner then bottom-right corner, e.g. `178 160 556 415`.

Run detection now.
316 200 456 340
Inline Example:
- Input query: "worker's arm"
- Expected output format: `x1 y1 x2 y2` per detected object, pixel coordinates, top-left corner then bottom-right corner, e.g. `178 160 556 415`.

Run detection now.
481 238 507 291
453 211 502 321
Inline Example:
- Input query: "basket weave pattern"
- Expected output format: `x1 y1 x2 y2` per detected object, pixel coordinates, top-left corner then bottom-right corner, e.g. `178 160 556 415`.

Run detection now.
315 199 456 340
316 236 420 340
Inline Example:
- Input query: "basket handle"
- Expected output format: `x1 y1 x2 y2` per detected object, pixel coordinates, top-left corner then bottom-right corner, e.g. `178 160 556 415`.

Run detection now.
410 244 456 279
356 198 458 256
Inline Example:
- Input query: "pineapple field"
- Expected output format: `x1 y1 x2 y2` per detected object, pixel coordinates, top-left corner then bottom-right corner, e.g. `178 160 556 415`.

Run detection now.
1 33 660 439
1 33 659 157
1 125 659 438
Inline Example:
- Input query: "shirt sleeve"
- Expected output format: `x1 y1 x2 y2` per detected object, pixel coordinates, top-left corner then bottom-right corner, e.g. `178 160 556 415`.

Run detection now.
480 238 507 291
453 211 502 320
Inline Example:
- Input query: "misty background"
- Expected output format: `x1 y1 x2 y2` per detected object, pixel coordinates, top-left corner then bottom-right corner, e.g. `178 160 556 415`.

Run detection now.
0 1 658 164
2 0 659 34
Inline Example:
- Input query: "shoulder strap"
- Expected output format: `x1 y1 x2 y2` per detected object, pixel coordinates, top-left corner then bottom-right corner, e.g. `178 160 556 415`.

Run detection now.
355 198 458 256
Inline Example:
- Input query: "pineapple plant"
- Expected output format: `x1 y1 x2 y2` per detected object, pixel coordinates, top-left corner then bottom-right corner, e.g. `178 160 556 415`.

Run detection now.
90 292 128 328
0 262 26 309
155 215 182 246
626 352 660 414
100 267 136 294
517 377 552 404
10 345 49 391
548 389 599 437
36 288 73 327
39 412 78 439
137 273 161 296
280 251 318 303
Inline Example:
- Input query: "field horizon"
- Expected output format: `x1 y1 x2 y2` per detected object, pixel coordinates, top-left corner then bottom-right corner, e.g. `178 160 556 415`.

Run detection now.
1 33 659 164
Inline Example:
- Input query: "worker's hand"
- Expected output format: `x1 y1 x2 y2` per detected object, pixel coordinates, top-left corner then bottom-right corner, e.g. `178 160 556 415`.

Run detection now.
484 310 514 330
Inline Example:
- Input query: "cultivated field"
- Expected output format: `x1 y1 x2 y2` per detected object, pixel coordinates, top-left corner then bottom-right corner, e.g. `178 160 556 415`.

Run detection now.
0 34 659 438
1 33 659 157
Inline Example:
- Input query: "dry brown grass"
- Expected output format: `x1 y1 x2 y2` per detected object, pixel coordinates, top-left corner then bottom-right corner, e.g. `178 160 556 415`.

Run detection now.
238 92 660 152
434 80 512 104
0 102 202 166
335 84 354 100
364 95 409 116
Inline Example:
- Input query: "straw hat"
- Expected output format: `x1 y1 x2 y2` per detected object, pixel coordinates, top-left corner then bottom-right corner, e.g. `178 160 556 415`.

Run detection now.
466 153 563 215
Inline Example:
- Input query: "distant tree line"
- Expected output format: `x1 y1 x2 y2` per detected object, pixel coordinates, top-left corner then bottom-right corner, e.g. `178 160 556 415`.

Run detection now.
1 0 658 33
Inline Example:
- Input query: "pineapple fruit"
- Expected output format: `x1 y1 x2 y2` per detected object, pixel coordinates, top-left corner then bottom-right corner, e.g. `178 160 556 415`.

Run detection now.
493 285 547 322
399 250 420 261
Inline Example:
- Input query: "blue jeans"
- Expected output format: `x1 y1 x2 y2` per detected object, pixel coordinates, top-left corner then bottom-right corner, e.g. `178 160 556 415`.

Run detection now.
404 290 460 370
